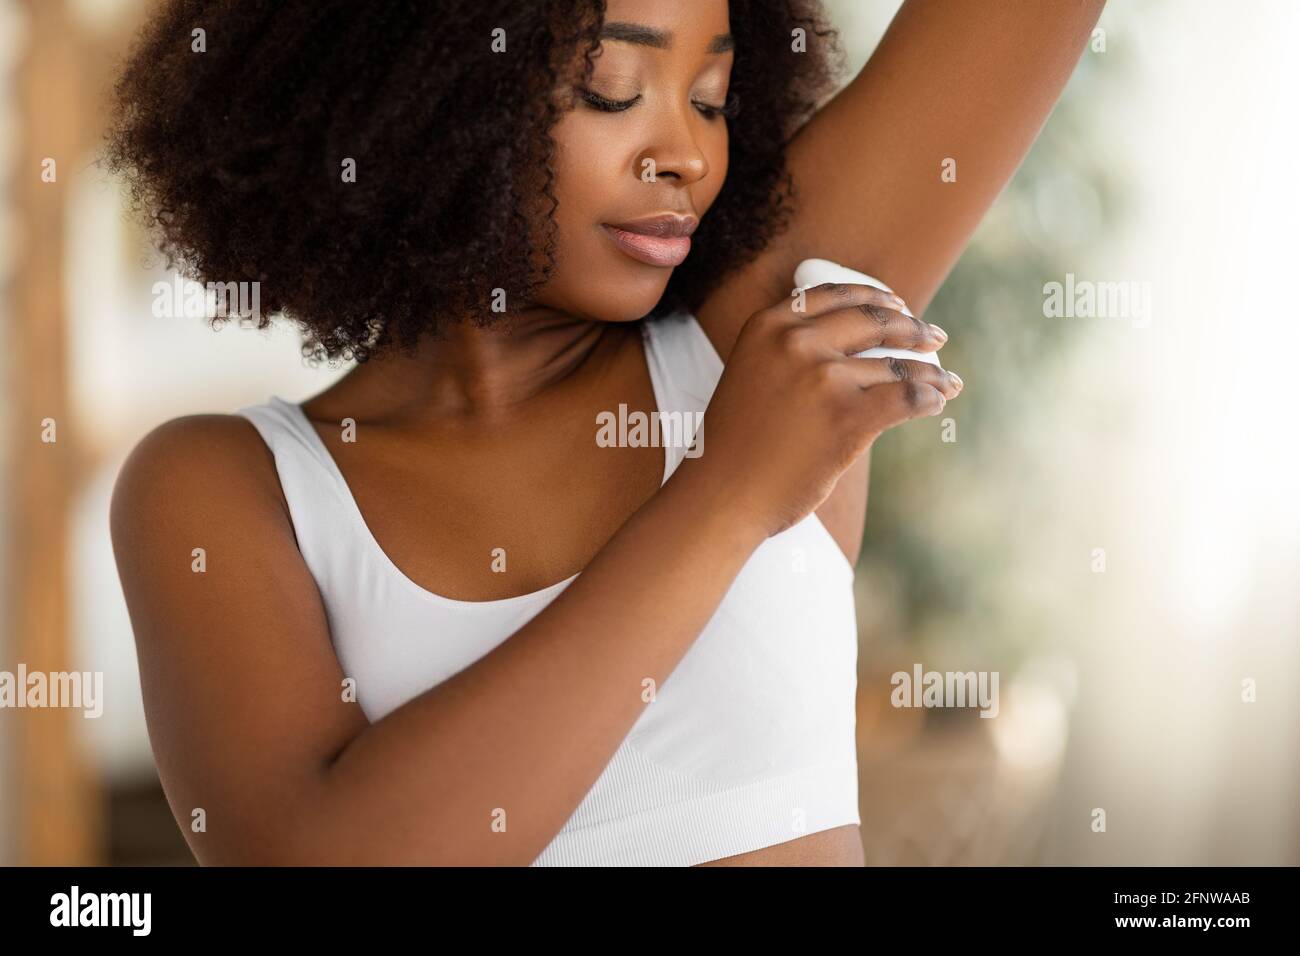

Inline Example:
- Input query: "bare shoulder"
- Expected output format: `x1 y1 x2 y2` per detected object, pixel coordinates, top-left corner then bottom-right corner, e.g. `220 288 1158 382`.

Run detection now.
108 412 301 636
110 412 289 544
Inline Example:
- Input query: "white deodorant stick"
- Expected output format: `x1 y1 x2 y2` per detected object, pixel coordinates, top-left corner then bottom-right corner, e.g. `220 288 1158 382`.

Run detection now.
793 258 943 369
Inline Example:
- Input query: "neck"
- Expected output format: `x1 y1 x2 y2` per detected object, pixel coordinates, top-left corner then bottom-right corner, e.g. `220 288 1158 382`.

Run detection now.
338 307 630 423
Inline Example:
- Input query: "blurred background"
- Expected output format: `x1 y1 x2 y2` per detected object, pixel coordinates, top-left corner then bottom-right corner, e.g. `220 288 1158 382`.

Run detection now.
0 0 1296 865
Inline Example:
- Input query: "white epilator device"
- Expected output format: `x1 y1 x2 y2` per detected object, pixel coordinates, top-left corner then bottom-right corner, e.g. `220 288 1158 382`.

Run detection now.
793 258 943 369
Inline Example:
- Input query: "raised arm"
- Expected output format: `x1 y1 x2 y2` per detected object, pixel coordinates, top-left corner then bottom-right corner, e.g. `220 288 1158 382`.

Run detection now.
696 0 1106 353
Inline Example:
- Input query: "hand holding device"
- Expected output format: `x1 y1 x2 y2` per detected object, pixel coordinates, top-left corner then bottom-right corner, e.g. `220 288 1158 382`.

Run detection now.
793 258 944 369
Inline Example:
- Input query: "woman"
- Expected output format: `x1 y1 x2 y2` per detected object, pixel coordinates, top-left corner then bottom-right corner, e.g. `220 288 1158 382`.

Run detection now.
108 0 1102 866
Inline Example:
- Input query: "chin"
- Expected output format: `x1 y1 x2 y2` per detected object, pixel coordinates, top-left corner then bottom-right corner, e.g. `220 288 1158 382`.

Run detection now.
570 267 673 323
575 301 662 324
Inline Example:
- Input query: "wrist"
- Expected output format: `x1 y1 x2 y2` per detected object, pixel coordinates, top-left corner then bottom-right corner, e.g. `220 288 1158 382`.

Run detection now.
657 455 768 556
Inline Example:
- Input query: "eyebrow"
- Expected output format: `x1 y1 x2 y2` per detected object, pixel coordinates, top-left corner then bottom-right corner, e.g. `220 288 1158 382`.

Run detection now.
600 21 735 54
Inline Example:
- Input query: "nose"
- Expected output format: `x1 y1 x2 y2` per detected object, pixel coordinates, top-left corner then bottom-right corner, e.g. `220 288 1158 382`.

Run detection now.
635 109 711 186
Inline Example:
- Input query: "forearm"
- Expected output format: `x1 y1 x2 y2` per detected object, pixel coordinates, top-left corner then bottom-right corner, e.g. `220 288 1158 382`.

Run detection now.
293 457 761 865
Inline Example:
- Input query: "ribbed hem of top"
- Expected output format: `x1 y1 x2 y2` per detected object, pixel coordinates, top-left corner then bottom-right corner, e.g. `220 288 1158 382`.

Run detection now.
530 761 861 867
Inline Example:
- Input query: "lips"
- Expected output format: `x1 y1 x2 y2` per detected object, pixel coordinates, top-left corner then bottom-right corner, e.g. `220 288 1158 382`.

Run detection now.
602 214 698 268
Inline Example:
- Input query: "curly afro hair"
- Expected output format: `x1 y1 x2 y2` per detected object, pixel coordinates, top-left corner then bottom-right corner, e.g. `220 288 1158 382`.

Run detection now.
105 0 844 364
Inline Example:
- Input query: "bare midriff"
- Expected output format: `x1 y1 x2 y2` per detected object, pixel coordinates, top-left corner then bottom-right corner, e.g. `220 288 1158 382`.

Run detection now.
692 823 865 867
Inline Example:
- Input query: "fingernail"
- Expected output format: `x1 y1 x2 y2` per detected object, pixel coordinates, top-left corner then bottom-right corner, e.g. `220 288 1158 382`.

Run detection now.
890 293 907 309
929 323 948 343
948 371 963 391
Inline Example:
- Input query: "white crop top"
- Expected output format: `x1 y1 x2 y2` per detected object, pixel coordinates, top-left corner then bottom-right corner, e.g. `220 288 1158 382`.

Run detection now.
236 310 860 866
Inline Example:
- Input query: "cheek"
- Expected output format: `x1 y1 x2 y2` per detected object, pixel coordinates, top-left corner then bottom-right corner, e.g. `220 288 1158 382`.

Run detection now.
548 119 617 239
532 119 670 321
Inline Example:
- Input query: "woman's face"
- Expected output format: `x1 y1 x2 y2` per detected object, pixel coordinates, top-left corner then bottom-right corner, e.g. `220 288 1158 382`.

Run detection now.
535 0 733 323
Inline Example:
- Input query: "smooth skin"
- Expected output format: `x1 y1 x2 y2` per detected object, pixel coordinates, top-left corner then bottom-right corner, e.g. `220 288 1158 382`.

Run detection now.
111 0 1103 866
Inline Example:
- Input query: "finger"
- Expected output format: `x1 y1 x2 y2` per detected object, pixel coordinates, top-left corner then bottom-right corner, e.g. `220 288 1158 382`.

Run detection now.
842 356 963 398
787 281 908 319
805 302 946 355
857 380 948 437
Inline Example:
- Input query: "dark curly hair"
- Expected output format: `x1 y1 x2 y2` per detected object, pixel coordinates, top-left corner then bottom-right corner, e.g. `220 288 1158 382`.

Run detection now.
105 0 843 364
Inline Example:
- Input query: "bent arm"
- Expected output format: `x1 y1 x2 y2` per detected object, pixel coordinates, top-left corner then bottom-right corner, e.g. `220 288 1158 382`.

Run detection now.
112 416 759 865
698 0 1106 352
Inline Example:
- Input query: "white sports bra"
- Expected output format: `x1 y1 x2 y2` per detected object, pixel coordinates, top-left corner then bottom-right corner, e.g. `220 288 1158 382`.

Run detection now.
236 310 860 866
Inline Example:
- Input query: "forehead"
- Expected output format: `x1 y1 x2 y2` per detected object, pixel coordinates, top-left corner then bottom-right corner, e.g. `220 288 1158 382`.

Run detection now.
599 0 732 54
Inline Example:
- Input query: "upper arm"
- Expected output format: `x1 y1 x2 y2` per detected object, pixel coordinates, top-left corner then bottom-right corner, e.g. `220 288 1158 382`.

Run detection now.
696 0 1105 356
110 414 366 864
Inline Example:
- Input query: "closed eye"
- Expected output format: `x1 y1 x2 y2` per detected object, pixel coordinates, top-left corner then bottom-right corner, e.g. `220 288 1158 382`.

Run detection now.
695 91 740 121
580 89 641 112
579 89 740 121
